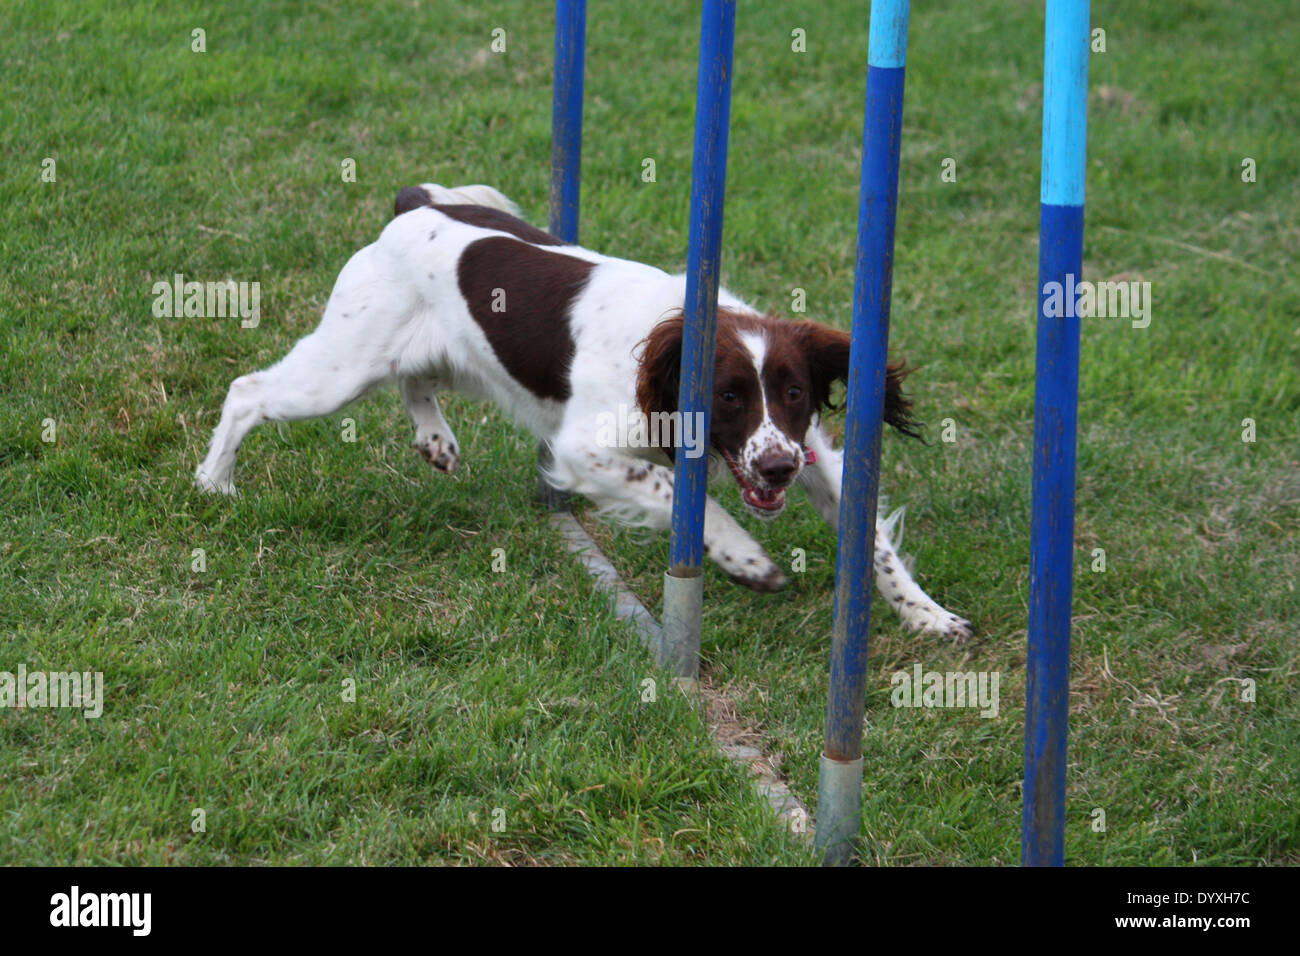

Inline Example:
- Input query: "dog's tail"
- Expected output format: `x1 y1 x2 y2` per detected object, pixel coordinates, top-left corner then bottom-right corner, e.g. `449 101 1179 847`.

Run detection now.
394 183 521 217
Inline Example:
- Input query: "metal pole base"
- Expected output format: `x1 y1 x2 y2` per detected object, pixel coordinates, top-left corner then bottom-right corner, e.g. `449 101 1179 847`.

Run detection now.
660 571 702 679
815 753 864 866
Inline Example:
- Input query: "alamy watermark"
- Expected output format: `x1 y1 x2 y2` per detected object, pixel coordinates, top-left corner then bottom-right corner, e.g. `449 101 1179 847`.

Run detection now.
152 273 260 328
50 886 150 936
594 405 707 459
1 665 103 718
891 664 999 718
1042 273 1151 328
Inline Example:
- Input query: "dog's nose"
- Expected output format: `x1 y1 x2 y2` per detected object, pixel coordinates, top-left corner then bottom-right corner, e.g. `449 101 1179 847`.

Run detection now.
757 454 798 488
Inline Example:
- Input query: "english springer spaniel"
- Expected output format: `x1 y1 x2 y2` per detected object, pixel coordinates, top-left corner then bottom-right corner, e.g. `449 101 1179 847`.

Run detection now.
195 184 971 641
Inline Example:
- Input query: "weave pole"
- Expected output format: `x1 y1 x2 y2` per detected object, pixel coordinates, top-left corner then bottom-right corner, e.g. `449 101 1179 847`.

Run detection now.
538 0 587 511
1024 0 1089 867
549 0 586 243
816 0 911 867
660 0 737 680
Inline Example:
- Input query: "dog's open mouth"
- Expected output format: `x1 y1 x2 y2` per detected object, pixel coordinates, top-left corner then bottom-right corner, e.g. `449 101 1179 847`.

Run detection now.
721 450 787 517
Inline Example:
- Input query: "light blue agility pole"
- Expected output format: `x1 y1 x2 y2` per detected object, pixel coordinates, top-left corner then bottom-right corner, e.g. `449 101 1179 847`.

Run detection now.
1025 0 1089 867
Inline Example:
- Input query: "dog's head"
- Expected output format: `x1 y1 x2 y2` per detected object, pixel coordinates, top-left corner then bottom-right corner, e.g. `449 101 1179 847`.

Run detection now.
636 310 920 519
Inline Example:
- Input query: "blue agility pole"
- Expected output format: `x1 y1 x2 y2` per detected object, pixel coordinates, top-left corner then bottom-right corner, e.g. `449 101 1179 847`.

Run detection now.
549 0 585 243
1024 0 1089 867
538 0 587 510
816 0 910 866
660 0 737 679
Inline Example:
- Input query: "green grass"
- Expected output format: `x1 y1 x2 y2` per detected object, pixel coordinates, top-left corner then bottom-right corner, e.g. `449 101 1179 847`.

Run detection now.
1 0 1296 865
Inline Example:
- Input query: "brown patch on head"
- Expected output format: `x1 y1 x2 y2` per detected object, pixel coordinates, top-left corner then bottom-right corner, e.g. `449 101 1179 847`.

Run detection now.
457 237 594 401
435 204 566 246
635 310 766 460
748 318 818 450
637 310 923 459
635 313 685 442
707 314 767 459
636 310 775 461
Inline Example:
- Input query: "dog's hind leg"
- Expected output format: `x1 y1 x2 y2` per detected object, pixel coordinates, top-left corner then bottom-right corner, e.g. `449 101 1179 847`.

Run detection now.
401 375 460 474
194 334 393 495
196 246 409 495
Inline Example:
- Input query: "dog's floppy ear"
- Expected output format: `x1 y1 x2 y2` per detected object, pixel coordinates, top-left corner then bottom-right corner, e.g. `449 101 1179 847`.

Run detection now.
797 321 922 439
797 322 851 412
636 314 685 419
394 186 433 217
883 359 922 439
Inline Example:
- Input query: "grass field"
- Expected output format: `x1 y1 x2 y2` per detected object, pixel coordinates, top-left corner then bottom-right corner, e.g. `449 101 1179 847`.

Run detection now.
1 0 1296 865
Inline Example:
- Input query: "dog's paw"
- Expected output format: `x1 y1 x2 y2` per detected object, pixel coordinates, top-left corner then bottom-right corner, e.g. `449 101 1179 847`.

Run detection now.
411 435 460 474
714 544 786 593
906 606 974 644
195 469 237 496
727 564 787 593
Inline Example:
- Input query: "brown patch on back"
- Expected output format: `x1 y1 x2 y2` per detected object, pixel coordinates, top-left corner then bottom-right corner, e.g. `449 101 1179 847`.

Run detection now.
394 186 434 217
393 188 566 245
435 204 566 246
457 237 594 401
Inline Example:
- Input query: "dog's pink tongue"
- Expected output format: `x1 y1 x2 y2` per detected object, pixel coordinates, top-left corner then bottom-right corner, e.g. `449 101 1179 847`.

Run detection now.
745 487 784 510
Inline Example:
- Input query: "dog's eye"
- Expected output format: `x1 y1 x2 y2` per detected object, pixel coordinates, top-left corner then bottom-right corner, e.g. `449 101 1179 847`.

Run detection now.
719 390 739 404
787 386 803 402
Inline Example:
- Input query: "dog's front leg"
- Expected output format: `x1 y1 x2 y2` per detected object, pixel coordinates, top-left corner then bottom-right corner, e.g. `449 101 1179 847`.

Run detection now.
548 448 786 592
799 423 973 641
700 493 786 592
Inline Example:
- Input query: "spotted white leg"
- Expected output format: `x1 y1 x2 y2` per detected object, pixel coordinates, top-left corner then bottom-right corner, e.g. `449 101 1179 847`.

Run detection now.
798 422 973 641
401 375 460 474
547 446 786 592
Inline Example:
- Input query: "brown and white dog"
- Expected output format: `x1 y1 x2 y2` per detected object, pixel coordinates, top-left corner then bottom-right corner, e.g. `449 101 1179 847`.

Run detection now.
195 184 971 640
